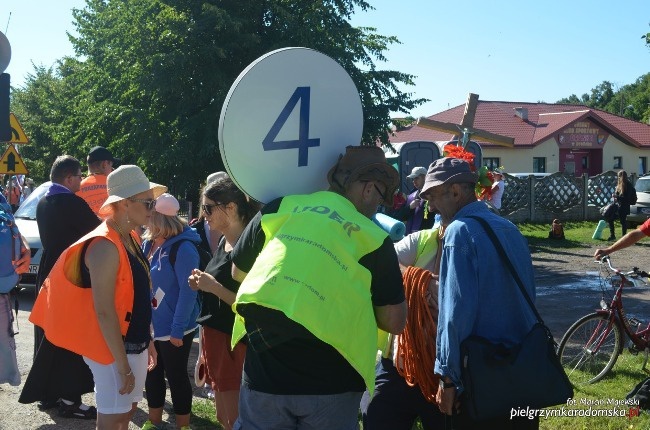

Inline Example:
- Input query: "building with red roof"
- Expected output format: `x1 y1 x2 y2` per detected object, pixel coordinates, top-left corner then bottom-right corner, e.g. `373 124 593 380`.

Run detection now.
389 97 650 177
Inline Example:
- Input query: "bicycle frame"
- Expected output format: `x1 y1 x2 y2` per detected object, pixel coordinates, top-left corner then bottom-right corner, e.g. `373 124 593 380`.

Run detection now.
597 258 650 357
558 256 650 384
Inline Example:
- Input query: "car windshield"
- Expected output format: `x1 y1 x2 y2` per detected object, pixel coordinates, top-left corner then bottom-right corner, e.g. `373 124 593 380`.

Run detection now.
14 182 51 220
635 179 650 193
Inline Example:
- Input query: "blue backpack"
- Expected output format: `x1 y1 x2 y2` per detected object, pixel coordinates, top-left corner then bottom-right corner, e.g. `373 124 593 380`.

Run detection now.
0 208 20 293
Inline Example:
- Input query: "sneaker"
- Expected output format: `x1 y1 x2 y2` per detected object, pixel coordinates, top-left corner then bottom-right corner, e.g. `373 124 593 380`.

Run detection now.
57 402 97 420
141 420 165 430
607 236 616 241
38 399 60 411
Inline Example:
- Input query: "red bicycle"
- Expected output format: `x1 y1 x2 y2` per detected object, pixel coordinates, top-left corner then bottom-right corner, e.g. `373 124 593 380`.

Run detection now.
557 255 650 385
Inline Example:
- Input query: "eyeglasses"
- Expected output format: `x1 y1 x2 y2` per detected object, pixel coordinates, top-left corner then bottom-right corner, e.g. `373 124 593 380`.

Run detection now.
128 198 156 210
362 181 387 202
202 202 226 216
373 184 387 202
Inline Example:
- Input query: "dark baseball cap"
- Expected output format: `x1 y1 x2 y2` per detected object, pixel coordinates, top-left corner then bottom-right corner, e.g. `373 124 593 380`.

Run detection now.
87 146 120 165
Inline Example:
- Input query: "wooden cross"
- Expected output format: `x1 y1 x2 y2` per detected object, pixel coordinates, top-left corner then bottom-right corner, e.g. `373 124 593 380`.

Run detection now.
417 93 514 147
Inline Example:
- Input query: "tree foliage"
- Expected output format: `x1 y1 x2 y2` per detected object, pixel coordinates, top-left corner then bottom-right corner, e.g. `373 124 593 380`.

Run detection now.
11 0 426 200
558 27 650 123
556 74 650 123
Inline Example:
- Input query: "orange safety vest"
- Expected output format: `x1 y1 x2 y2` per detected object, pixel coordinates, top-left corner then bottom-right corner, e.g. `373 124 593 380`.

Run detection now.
30 221 135 364
76 174 108 214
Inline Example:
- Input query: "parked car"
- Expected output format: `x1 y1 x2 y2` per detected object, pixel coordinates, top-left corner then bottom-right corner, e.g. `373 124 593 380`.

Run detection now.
13 181 50 288
628 175 650 226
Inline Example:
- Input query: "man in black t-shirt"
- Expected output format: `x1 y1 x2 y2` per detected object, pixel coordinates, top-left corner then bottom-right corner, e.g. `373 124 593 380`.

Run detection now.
231 146 406 429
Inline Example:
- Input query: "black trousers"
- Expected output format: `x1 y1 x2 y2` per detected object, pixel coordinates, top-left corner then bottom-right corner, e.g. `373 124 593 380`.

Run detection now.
361 358 444 430
145 330 196 415
608 211 628 237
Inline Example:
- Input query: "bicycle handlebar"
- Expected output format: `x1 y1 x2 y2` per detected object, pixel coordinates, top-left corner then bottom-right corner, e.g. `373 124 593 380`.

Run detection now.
595 255 650 279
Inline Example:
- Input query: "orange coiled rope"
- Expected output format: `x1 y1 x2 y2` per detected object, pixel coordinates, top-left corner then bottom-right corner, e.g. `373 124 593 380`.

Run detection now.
395 265 439 403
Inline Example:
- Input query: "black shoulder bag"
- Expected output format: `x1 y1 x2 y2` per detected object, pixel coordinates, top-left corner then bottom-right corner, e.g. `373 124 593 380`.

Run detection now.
459 216 573 421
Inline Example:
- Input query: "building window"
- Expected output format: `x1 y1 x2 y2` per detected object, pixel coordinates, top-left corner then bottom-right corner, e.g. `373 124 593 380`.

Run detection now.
483 158 500 171
533 157 546 173
639 157 647 176
613 157 622 169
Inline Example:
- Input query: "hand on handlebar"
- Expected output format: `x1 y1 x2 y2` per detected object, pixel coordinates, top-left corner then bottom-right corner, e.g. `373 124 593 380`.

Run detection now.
594 249 610 261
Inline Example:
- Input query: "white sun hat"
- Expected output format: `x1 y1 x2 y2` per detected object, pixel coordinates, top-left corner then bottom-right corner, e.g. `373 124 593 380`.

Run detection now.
99 165 167 215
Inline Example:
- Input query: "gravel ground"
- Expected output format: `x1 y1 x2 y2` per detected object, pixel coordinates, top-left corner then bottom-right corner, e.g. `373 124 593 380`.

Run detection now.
2 238 650 429
0 293 210 430
530 239 650 340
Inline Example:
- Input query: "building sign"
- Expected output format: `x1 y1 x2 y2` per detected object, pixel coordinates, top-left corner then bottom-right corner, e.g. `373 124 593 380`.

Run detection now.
556 120 609 148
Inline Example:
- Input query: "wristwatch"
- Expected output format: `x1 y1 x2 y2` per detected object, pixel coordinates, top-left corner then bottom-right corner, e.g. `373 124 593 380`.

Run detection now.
439 379 455 389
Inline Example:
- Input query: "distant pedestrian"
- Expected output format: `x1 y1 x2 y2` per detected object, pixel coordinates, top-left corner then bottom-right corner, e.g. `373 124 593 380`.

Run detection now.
607 170 636 241
77 146 120 214
488 169 505 210
394 167 435 234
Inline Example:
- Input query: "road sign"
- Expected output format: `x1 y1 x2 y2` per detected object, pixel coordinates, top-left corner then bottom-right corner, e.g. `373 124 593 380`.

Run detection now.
0 144 28 174
8 113 29 144
219 47 362 204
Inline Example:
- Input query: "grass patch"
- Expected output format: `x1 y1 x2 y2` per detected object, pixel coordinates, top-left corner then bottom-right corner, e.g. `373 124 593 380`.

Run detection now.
518 221 604 250
540 352 650 429
516 221 650 253
190 398 221 429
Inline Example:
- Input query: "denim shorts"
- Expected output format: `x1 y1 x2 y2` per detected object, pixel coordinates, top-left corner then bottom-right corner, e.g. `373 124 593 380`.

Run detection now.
235 383 363 430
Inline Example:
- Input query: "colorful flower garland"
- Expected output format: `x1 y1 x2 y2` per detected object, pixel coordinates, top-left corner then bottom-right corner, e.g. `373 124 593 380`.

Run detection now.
443 143 501 200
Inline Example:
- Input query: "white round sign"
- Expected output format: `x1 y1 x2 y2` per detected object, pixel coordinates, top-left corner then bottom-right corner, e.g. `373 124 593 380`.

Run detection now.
219 47 363 204
0 31 10 73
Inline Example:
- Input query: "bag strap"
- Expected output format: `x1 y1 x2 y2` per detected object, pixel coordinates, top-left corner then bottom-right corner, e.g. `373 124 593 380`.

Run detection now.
465 215 545 325
169 239 183 267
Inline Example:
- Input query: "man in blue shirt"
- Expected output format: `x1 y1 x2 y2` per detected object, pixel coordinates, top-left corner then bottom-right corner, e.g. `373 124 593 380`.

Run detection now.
419 157 538 429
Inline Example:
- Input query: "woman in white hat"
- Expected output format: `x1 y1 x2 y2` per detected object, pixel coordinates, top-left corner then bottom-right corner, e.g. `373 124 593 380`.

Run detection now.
140 193 202 430
30 165 166 430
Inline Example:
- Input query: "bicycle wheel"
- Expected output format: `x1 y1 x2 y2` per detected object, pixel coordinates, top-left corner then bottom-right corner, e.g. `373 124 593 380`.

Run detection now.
557 312 622 385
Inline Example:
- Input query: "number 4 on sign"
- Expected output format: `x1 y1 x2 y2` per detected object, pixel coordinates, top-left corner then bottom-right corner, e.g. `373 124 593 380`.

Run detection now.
262 87 320 167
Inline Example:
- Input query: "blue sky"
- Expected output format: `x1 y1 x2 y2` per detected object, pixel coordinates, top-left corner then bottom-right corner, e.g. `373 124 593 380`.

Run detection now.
3 1 649 118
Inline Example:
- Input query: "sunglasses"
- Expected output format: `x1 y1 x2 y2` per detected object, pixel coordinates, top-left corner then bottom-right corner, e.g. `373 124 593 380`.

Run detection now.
202 202 226 216
128 198 156 210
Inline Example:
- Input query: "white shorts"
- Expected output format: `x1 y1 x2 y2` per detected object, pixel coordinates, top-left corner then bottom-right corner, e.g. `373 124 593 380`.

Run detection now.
83 350 148 414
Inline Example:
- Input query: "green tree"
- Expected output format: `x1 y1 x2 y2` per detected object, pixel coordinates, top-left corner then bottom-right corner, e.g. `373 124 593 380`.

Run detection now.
11 65 77 183
556 74 650 123
15 0 426 200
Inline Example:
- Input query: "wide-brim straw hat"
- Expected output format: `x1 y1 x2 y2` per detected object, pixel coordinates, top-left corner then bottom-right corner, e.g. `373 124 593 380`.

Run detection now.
99 165 167 215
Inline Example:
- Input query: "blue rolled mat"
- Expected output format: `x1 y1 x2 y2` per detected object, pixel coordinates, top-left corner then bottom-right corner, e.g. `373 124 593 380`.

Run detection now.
373 213 406 241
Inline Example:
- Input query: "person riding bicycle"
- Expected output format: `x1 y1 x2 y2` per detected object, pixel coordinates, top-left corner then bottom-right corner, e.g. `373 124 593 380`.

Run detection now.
594 217 650 260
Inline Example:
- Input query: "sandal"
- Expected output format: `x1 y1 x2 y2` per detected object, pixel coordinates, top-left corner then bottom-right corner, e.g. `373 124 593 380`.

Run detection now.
58 402 97 420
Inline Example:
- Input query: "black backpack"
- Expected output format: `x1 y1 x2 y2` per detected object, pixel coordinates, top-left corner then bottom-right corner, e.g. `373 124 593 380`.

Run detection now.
627 377 650 409
169 239 212 272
